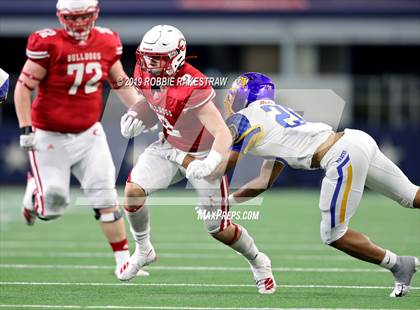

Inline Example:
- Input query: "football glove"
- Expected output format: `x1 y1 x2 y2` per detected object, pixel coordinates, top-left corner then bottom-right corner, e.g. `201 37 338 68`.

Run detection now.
20 126 36 150
120 111 146 139
185 150 222 179
159 148 187 166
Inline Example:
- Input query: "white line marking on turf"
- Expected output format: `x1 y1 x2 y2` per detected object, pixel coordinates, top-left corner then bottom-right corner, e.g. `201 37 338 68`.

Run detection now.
0 306 81 309
0 281 419 291
0 241 326 251
0 251 352 261
0 264 388 273
0 306 409 310
0 306 406 310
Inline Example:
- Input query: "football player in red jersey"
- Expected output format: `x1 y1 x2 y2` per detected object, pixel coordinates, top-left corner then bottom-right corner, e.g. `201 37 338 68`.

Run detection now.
14 0 148 278
118 25 276 294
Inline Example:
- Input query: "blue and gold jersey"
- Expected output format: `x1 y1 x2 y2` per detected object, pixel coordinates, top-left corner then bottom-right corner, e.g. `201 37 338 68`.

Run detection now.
226 113 263 154
226 99 333 170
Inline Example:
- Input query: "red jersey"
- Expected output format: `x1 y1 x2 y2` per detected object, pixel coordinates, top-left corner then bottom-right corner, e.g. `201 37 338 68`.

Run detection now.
26 27 122 133
134 63 216 152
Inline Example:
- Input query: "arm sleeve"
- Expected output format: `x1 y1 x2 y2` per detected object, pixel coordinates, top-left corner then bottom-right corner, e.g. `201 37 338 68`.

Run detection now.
26 31 51 69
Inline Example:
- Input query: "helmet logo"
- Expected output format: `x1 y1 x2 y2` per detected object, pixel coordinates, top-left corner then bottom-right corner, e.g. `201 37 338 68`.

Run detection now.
178 38 186 51
240 76 248 87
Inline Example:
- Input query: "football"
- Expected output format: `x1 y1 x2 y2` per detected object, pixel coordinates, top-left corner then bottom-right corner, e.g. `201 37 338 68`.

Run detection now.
129 100 159 129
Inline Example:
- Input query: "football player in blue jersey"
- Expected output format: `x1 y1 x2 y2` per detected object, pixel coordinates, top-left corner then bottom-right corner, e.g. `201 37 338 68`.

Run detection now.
160 72 419 298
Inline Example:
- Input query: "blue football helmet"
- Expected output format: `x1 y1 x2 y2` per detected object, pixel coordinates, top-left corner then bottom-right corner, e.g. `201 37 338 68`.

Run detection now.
225 72 275 115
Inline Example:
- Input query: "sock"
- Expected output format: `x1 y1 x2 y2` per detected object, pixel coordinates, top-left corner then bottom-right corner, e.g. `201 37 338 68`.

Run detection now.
380 249 398 270
229 225 259 261
125 203 151 252
110 238 130 267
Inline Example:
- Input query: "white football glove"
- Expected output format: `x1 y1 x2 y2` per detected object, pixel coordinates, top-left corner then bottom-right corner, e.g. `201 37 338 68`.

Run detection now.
159 148 187 166
120 111 146 139
185 150 222 179
19 126 36 150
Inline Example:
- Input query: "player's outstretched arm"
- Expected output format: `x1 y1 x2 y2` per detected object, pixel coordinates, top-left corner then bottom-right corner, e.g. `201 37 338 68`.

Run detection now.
229 160 285 205
108 60 143 108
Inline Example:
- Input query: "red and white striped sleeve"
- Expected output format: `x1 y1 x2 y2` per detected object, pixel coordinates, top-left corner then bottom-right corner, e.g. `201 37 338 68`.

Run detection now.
111 31 123 66
26 30 52 68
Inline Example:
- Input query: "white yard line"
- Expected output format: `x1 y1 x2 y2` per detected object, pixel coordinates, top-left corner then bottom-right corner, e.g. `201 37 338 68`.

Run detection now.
0 241 326 251
0 251 352 261
0 305 407 310
0 264 387 273
0 306 81 309
0 281 419 291
0 306 410 310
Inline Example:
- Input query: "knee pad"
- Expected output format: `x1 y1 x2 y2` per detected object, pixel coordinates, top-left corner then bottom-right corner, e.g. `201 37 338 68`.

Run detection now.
41 187 67 219
320 221 348 245
44 186 67 208
94 207 123 223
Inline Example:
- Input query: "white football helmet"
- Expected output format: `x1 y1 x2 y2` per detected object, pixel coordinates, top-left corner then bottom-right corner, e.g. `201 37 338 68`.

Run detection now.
56 0 99 40
137 25 186 77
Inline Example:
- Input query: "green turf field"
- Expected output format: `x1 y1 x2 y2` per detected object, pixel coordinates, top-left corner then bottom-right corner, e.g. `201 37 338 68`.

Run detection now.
0 187 419 309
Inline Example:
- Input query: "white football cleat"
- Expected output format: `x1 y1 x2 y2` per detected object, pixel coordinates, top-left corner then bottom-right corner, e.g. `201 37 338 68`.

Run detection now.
136 269 150 277
114 267 149 278
22 172 37 226
389 256 419 297
249 252 276 294
117 245 157 281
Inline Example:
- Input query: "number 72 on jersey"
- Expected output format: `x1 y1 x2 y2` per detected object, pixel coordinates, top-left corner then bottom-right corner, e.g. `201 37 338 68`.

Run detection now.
67 62 102 95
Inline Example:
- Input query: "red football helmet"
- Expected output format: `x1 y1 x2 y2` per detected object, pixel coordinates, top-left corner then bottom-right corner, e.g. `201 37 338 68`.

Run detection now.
56 0 99 40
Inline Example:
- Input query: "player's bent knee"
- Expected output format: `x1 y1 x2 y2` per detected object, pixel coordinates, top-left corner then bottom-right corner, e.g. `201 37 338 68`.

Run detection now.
125 182 146 197
211 229 227 241
210 224 237 244
84 187 118 208
93 206 123 223
44 186 67 209
202 216 227 235
320 221 348 245
413 187 420 209
124 182 147 211
205 222 221 235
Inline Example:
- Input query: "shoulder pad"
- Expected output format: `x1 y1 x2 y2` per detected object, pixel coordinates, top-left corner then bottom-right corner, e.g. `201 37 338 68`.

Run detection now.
226 113 251 142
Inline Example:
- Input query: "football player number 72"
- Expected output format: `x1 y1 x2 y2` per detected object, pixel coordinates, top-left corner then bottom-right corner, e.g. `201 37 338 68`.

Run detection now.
67 62 102 95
